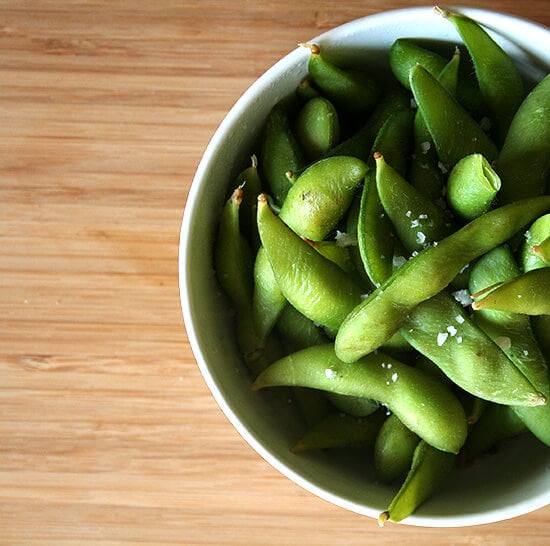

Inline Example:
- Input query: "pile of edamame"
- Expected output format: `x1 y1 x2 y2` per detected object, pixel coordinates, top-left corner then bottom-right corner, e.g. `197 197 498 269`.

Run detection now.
214 7 550 524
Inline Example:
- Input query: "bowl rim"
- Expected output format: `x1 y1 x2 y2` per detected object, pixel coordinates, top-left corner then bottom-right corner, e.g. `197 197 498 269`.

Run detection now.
180 5 550 527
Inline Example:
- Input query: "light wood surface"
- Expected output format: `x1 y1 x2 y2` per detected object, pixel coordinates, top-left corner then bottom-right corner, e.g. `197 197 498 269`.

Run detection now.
1 1 549 544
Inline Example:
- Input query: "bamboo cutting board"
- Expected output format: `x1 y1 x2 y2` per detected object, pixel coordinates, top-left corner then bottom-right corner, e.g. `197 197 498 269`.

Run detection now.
1 1 549 544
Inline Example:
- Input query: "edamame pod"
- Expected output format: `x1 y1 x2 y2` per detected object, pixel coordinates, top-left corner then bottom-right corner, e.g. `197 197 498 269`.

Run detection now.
257 194 364 330
374 414 419 484
252 344 468 454
378 441 456 526
374 153 454 253
468 245 549 396
400 290 545 406
278 156 368 241
494 75 550 204
389 37 484 117
291 410 385 452
471 268 550 315
295 96 340 162
356 109 415 286
335 196 550 362
215 186 254 313
302 43 380 113
409 63 497 170
260 102 304 206
447 153 501 221
252 246 287 344
409 46 460 201
437 7 525 144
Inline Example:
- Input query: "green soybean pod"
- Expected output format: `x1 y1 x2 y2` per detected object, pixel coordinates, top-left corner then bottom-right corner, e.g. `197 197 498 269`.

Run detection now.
471 268 550 315
215 186 254 313
447 153 501 221
400 290 545 407
437 7 525 144
468 245 549 396
260 102 304 206
378 441 456 526
409 47 460 201
409 63 498 170
356 109 416 287
295 96 340 162
252 246 287 345
374 414 419 484
278 156 368 241
494 74 550 204
257 194 364 330
389 38 485 117
252 343 468 454
302 43 380 113
465 403 528 462
374 152 454 254
335 195 550 363
291 410 385 452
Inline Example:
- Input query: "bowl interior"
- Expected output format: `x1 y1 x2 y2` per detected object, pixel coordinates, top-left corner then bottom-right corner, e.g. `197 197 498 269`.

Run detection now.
180 6 550 527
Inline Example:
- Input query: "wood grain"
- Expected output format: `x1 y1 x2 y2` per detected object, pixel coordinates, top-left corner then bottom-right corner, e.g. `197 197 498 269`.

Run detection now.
0 1 549 544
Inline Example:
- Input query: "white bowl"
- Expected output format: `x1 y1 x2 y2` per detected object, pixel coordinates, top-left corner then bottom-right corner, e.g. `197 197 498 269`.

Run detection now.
180 6 550 527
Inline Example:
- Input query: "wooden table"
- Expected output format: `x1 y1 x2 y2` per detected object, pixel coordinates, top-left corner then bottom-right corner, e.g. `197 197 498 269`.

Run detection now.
1 1 548 543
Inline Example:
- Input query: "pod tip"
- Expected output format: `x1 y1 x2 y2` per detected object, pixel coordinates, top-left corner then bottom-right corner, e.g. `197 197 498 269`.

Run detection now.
378 511 390 527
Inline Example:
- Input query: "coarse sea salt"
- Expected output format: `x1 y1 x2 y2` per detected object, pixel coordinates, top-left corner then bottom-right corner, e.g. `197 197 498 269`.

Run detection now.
325 368 337 379
437 332 449 346
452 289 473 306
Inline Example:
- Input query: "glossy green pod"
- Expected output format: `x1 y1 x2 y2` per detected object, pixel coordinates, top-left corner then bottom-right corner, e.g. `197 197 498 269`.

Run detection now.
252 246 287 344
378 441 456 526
494 74 550 204
374 414 419 484
409 46 460 201
252 343 468 454
257 194 364 330
374 152 454 253
295 96 340 162
303 43 380 113
468 245 549 396
276 304 327 352
400 290 545 406
471 268 550 315
438 7 525 144
278 156 367 241
356 109 415 287
335 196 550 362
389 37 484 116
447 153 501 221
215 186 254 313
409 63 498 170
260 102 304 206
291 410 385 452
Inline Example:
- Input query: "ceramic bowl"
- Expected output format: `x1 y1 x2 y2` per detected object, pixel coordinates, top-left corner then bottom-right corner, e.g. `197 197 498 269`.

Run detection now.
179 6 550 526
